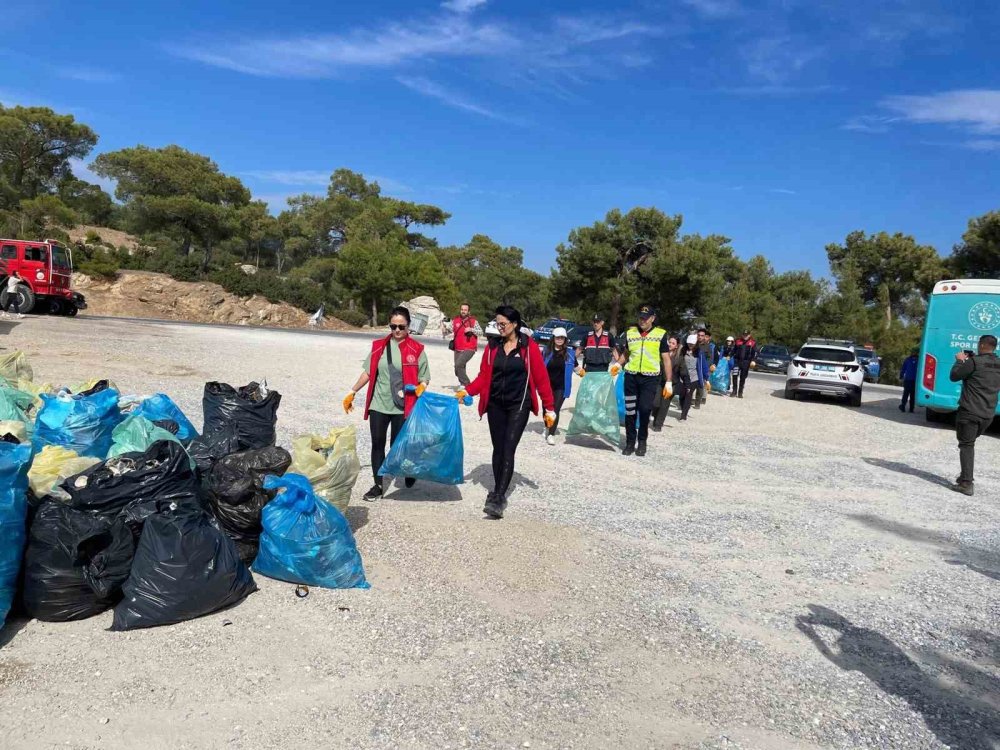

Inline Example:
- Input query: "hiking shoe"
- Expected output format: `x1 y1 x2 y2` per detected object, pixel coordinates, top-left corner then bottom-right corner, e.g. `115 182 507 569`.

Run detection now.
363 484 382 501
404 477 416 488
484 499 504 519
635 441 647 457
546 433 556 446
950 481 974 496
623 444 635 456
898 404 905 412
651 424 663 432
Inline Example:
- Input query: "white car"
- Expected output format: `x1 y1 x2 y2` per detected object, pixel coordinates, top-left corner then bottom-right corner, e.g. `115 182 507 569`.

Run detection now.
784 339 864 407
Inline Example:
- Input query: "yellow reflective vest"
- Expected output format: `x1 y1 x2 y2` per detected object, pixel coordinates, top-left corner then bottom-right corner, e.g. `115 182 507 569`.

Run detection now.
623 326 666 375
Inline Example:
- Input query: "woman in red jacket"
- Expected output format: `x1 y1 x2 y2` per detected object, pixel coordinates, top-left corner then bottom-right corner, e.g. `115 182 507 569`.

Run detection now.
457 305 555 519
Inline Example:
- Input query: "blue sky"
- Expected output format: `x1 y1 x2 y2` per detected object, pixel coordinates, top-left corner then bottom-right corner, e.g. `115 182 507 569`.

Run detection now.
2 0 998 277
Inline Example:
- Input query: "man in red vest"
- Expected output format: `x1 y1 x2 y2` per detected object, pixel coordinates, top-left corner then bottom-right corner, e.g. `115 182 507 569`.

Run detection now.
731 329 758 399
451 303 481 387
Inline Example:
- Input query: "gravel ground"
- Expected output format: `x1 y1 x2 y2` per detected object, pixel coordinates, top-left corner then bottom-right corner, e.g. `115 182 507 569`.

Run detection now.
1 316 998 750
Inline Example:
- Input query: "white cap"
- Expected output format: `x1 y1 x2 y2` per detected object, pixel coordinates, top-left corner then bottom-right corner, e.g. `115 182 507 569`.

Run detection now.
686 334 698 345
726 335 734 342
552 327 568 338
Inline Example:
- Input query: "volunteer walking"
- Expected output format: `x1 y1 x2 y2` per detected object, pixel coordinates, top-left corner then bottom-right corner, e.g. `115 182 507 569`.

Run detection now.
617 304 671 456
576 314 616 373
949 334 1000 496
344 307 431 500
451 303 481 387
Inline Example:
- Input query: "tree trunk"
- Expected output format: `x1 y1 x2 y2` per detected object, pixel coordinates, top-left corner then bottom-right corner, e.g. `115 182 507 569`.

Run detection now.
371 297 378 327
182 235 193 257
201 243 212 274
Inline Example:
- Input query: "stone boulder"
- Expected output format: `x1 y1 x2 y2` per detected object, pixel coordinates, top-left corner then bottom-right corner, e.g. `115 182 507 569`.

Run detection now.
402 296 445 336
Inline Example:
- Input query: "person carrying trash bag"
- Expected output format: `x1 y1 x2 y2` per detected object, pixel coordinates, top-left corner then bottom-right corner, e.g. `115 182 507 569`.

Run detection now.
379 391 465 485
709 352 732 395
456 305 555 520
542 327 575 445
616 304 671 456
343 306 430 501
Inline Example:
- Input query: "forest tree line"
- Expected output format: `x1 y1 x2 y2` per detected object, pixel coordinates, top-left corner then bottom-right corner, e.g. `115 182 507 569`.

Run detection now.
1 103 998 383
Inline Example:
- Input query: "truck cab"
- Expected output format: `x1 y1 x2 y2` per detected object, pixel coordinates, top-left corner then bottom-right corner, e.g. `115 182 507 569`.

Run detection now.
0 238 87 316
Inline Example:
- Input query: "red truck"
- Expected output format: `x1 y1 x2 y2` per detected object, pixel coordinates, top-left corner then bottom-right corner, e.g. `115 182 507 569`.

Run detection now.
0 238 87 316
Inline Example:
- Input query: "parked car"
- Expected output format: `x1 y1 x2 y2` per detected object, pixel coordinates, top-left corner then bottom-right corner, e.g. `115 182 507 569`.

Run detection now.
566 324 591 350
785 338 864 407
853 346 881 382
532 317 576 345
755 344 792 373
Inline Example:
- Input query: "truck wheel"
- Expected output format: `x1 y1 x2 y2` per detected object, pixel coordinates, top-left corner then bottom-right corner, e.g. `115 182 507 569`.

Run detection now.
48 299 63 315
66 304 78 317
0 285 35 315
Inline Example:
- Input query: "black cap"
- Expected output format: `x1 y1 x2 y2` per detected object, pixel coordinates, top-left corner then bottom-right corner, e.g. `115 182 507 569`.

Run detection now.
638 304 657 317
592 313 605 321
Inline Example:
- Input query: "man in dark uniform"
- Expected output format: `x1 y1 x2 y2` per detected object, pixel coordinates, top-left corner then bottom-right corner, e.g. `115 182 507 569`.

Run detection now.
731 329 757 398
950 334 1000 496
576 314 617 373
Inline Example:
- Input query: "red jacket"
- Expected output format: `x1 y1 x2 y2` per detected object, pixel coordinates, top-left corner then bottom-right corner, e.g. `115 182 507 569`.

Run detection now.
466 333 555 417
451 315 479 352
364 336 424 420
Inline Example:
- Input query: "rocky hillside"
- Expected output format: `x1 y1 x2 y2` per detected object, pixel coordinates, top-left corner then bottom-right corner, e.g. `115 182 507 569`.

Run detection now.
73 271 356 330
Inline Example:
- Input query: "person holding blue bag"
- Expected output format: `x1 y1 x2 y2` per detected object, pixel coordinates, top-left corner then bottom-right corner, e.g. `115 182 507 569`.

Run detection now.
542 327 576 446
343 307 430 501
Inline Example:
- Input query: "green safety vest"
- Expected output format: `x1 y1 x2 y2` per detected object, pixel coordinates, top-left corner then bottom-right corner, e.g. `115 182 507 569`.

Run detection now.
624 326 666 375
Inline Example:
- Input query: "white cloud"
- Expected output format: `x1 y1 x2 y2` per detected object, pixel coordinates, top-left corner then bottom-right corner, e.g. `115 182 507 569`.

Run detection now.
963 139 1000 152
681 0 740 19
397 76 523 124
883 90 1000 135
741 35 824 84
56 67 121 84
442 0 487 13
842 115 901 134
242 170 331 186
69 158 118 194
768 188 797 195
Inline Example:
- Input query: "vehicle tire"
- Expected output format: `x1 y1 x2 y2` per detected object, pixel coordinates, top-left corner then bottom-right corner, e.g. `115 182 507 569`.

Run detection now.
926 409 944 424
784 385 796 400
66 304 78 317
48 299 63 316
849 392 862 408
0 285 35 315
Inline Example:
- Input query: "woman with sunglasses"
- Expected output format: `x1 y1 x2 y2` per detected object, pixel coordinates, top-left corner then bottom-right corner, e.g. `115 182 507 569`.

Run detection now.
344 306 430 500
457 305 555 519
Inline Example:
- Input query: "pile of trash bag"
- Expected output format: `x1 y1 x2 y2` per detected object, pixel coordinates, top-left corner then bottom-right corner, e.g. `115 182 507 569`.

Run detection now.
253 473 368 590
379 392 464 485
28 445 100 500
107 414 189 464
203 381 281 451
567 372 621 447
130 393 198 442
0 442 32 629
32 386 122 458
289 427 359 514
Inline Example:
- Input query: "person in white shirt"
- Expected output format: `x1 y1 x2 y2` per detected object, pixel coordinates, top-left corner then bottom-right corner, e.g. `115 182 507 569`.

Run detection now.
5 272 24 318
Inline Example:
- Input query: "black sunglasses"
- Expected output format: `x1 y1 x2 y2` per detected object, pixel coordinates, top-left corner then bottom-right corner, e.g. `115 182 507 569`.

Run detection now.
389 324 408 331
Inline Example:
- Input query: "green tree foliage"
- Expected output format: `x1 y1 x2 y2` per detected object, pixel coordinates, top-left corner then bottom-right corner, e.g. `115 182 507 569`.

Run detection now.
93 145 251 271
950 210 1000 279
57 176 114 225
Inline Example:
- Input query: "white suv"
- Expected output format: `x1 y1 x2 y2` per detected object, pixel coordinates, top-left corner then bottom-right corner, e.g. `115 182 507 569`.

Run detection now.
784 339 864 407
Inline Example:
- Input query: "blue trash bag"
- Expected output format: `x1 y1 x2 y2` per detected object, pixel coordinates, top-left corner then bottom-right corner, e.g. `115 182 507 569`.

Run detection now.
132 394 198 441
0 442 33 629
616 373 626 424
32 388 122 458
566 372 621 447
253 473 369 590
709 358 731 395
378 392 464 485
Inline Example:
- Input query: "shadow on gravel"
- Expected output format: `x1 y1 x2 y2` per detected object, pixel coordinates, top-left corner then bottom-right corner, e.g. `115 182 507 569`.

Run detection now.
847 513 1000 582
382 481 462 503
464 463 539 492
862 457 952 487
0 617 29 650
344 505 370 533
796 604 1000 750
563 435 618 452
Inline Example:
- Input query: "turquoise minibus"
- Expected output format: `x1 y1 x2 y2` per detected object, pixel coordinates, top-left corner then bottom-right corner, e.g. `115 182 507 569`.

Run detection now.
918 278 1000 422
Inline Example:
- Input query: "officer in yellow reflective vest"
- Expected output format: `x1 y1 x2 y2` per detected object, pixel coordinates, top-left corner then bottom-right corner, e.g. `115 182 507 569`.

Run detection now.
615 304 672 456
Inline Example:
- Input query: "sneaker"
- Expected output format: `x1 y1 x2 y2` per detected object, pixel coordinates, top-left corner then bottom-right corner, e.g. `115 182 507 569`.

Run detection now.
950 481 974 496
635 441 647 457
404 477 416 488
898 404 905 412
546 433 555 446
651 424 663 432
738 394 744 399
623 444 635 456
16 313 24 319
484 498 504 519
363 484 382 501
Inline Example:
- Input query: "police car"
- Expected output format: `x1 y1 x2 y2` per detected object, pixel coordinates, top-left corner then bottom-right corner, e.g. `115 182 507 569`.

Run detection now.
784 338 864 407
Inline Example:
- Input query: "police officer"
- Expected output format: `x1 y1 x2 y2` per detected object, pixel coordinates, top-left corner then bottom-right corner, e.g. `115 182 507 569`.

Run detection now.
950 334 1000 496
576 313 616 374
616 304 671 457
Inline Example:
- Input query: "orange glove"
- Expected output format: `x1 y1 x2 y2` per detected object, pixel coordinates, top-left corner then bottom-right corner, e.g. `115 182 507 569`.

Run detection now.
575 368 586 377
609 364 621 376
342 391 355 414
662 384 673 399
543 410 556 429
709 364 716 373
405 383 427 397
454 389 468 400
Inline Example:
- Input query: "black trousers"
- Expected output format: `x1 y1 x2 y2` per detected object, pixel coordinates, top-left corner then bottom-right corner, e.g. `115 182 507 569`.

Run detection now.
900 380 916 411
652 379 680 426
6 292 20 314
733 365 750 396
956 411 993 483
369 410 404 486
487 403 531 501
624 373 658 445
680 383 696 419
549 389 565 434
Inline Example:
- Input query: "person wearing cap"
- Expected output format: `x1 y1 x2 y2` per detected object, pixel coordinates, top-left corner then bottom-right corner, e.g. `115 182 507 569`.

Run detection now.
899 347 919 413
615 304 671 456
576 314 617 374
731 329 758 398
543 327 575 445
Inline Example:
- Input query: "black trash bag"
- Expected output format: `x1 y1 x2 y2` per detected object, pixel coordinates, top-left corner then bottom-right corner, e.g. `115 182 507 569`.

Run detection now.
187 422 241 475
80 518 136 599
62 440 200 519
112 504 257 631
77 380 111 397
0 433 21 444
152 419 180 435
205 446 291 565
202 381 281 451
22 500 120 621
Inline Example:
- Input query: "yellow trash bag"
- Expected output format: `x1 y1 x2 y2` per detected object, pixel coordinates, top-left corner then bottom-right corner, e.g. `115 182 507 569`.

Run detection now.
28 445 101 500
0 352 33 387
16 379 55 411
289 426 360 514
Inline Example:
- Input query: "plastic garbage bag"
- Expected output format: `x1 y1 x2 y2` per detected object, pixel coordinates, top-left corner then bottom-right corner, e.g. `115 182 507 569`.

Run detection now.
616 373 626 424
132 393 198 441
63 440 200 520
32 387 122 458
0 442 32 629
73 378 119 397
21 499 120 621
378 392 464 485
289 427 360 514
205 446 292 565
566 372 621 447
202 381 281 451
28 445 100 500
0 351 33 386
253 473 369 590
107 415 189 465
709 357 731 395
0 382 35 426
188 422 241 475
0 420 27 443
111 503 257 630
